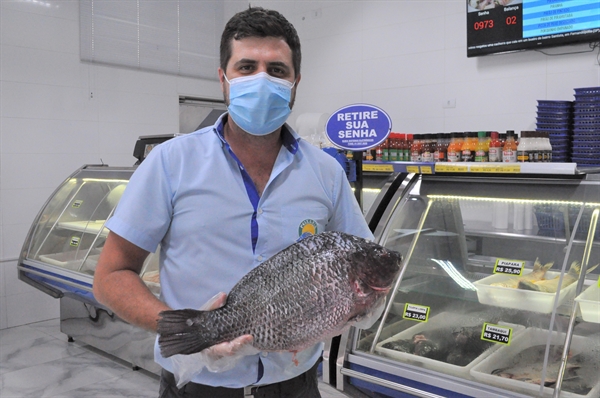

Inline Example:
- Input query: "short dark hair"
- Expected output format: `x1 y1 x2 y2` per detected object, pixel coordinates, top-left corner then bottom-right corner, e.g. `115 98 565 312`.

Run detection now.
220 7 301 78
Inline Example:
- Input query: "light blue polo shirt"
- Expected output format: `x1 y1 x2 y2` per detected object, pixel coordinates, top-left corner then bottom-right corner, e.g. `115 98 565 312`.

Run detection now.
105 113 373 388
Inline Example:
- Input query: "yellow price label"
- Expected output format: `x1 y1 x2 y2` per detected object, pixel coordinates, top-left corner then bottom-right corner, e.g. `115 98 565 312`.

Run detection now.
470 165 521 173
597 275 600 287
435 164 468 172
420 166 433 174
406 166 420 173
363 164 395 172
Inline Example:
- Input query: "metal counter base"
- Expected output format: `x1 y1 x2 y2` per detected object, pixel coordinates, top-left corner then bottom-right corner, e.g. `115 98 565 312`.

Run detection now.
60 296 161 375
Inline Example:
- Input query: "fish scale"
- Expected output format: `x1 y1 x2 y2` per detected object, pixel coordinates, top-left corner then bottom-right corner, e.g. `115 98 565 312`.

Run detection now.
158 231 402 358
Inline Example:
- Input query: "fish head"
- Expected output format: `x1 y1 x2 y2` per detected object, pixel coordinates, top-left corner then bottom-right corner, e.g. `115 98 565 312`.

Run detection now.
349 243 402 296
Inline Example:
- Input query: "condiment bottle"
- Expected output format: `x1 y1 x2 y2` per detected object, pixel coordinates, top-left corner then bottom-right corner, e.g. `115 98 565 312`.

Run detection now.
375 142 383 161
434 133 447 162
397 133 405 161
488 131 502 162
502 130 518 162
447 133 461 162
381 136 390 161
474 131 489 162
462 132 476 162
421 134 434 162
541 131 553 162
410 134 421 162
517 131 533 162
404 134 413 162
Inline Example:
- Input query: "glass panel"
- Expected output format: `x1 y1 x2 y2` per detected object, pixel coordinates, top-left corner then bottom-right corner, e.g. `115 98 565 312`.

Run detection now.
355 179 600 397
27 177 129 274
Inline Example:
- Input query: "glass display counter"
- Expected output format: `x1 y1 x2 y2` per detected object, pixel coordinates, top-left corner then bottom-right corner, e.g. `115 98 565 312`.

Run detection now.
337 172 600 398
17 164 161 373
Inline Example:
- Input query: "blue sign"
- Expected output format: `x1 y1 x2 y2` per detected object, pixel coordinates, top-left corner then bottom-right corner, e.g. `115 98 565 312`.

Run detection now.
325 104 392 151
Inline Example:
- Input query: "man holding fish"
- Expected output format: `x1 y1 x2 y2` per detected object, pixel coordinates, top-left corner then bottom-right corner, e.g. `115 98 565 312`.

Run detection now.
93 6 374 398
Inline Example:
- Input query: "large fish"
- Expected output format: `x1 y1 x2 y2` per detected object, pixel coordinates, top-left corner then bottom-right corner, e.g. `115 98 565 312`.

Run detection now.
157 231 402 358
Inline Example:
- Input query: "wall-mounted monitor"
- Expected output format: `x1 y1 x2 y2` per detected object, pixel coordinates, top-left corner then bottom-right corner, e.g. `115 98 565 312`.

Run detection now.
467 0 600 57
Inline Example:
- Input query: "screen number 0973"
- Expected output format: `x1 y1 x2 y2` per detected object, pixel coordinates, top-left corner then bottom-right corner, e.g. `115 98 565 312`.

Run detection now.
474 19 494 30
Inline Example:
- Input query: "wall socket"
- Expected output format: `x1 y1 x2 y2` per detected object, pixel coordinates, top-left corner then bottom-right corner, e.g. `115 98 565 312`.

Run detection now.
443 99 456 108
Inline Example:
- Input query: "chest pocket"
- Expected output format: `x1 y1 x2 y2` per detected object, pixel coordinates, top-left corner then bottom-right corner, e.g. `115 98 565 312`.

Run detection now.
281 205 329 243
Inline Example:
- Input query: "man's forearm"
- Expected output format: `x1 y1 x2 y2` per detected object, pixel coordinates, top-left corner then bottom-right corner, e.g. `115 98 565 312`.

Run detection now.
94 269 169 332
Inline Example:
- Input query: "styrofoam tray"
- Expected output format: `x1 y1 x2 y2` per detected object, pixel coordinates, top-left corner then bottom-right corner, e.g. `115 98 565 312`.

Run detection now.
575 284 600 323
375 312 524 378
473 271 578 313
470 328 600 398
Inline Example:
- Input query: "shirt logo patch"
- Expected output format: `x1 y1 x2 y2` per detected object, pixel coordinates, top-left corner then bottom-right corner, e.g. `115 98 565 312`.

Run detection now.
298 219 318 237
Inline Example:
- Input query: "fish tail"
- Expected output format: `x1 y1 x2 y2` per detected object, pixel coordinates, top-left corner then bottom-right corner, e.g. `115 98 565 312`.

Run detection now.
518 280 541 291
157 309 216 358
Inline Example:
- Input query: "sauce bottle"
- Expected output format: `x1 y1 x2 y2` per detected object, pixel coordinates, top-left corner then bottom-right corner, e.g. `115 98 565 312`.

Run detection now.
447 133 461 162
397 133 405 161
410 134 421 162
474 131 489 162
404 134 413 162
502 130 518 162
381 136 389 161
488 131 502 162
421 134 434 162
461 132 476 162
434 133 447 162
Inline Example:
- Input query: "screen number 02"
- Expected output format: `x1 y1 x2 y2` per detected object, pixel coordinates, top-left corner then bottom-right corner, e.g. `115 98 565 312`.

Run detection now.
506 16 517 25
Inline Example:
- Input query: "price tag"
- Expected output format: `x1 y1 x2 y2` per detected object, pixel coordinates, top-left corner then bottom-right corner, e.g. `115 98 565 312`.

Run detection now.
469 165 521 173
402 303 430 322
597 275 600 288
481 323 513 345
70 236 81 247
363 164 394 172
72 200 83 208
435 164 468 173
493 258 524 276
420 166 433 174
406 166 420 174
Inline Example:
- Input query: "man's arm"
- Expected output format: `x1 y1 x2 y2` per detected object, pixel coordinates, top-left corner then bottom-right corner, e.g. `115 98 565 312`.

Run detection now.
93 231 170 332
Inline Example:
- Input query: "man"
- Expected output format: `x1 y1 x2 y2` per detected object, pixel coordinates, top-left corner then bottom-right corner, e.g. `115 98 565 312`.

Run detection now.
93 6 372 398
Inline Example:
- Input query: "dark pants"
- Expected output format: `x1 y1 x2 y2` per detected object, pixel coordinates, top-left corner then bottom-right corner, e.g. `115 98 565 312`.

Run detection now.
158 361 322 398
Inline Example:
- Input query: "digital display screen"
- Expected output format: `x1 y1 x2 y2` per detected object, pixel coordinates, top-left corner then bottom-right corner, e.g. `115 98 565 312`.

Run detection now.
467 0 600 57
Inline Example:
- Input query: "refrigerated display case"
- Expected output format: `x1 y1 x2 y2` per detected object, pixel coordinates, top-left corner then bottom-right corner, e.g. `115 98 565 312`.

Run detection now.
335 170 600 398
17 164 161 373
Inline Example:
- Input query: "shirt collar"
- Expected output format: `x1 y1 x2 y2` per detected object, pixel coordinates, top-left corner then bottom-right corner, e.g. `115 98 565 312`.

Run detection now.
213 112 299 155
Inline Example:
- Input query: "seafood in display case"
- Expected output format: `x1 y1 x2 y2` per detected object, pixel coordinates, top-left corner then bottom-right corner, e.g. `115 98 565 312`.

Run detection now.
333 170 600 398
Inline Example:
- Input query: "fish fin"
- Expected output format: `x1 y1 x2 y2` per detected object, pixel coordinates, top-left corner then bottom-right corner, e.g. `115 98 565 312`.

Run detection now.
518 280 541 291
567 261 582 278
532 258 541 270
157 309 216 358
542 262 554 273
586 263 599 274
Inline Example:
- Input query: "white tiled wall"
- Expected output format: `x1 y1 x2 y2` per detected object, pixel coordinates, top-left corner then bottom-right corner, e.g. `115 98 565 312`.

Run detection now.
0 0 222 329
1 0 599 330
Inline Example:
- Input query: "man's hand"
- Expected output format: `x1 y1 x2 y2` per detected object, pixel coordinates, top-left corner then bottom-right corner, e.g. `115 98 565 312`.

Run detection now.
200 292 255 359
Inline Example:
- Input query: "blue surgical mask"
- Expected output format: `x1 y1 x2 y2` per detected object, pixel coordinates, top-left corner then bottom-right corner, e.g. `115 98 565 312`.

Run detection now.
224 72 295 136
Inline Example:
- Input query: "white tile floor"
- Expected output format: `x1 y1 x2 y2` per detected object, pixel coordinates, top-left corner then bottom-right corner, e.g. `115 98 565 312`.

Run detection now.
0 319 353 397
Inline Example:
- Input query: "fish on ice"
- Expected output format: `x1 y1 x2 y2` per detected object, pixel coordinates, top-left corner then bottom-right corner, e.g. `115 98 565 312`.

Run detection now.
157 231 402 358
